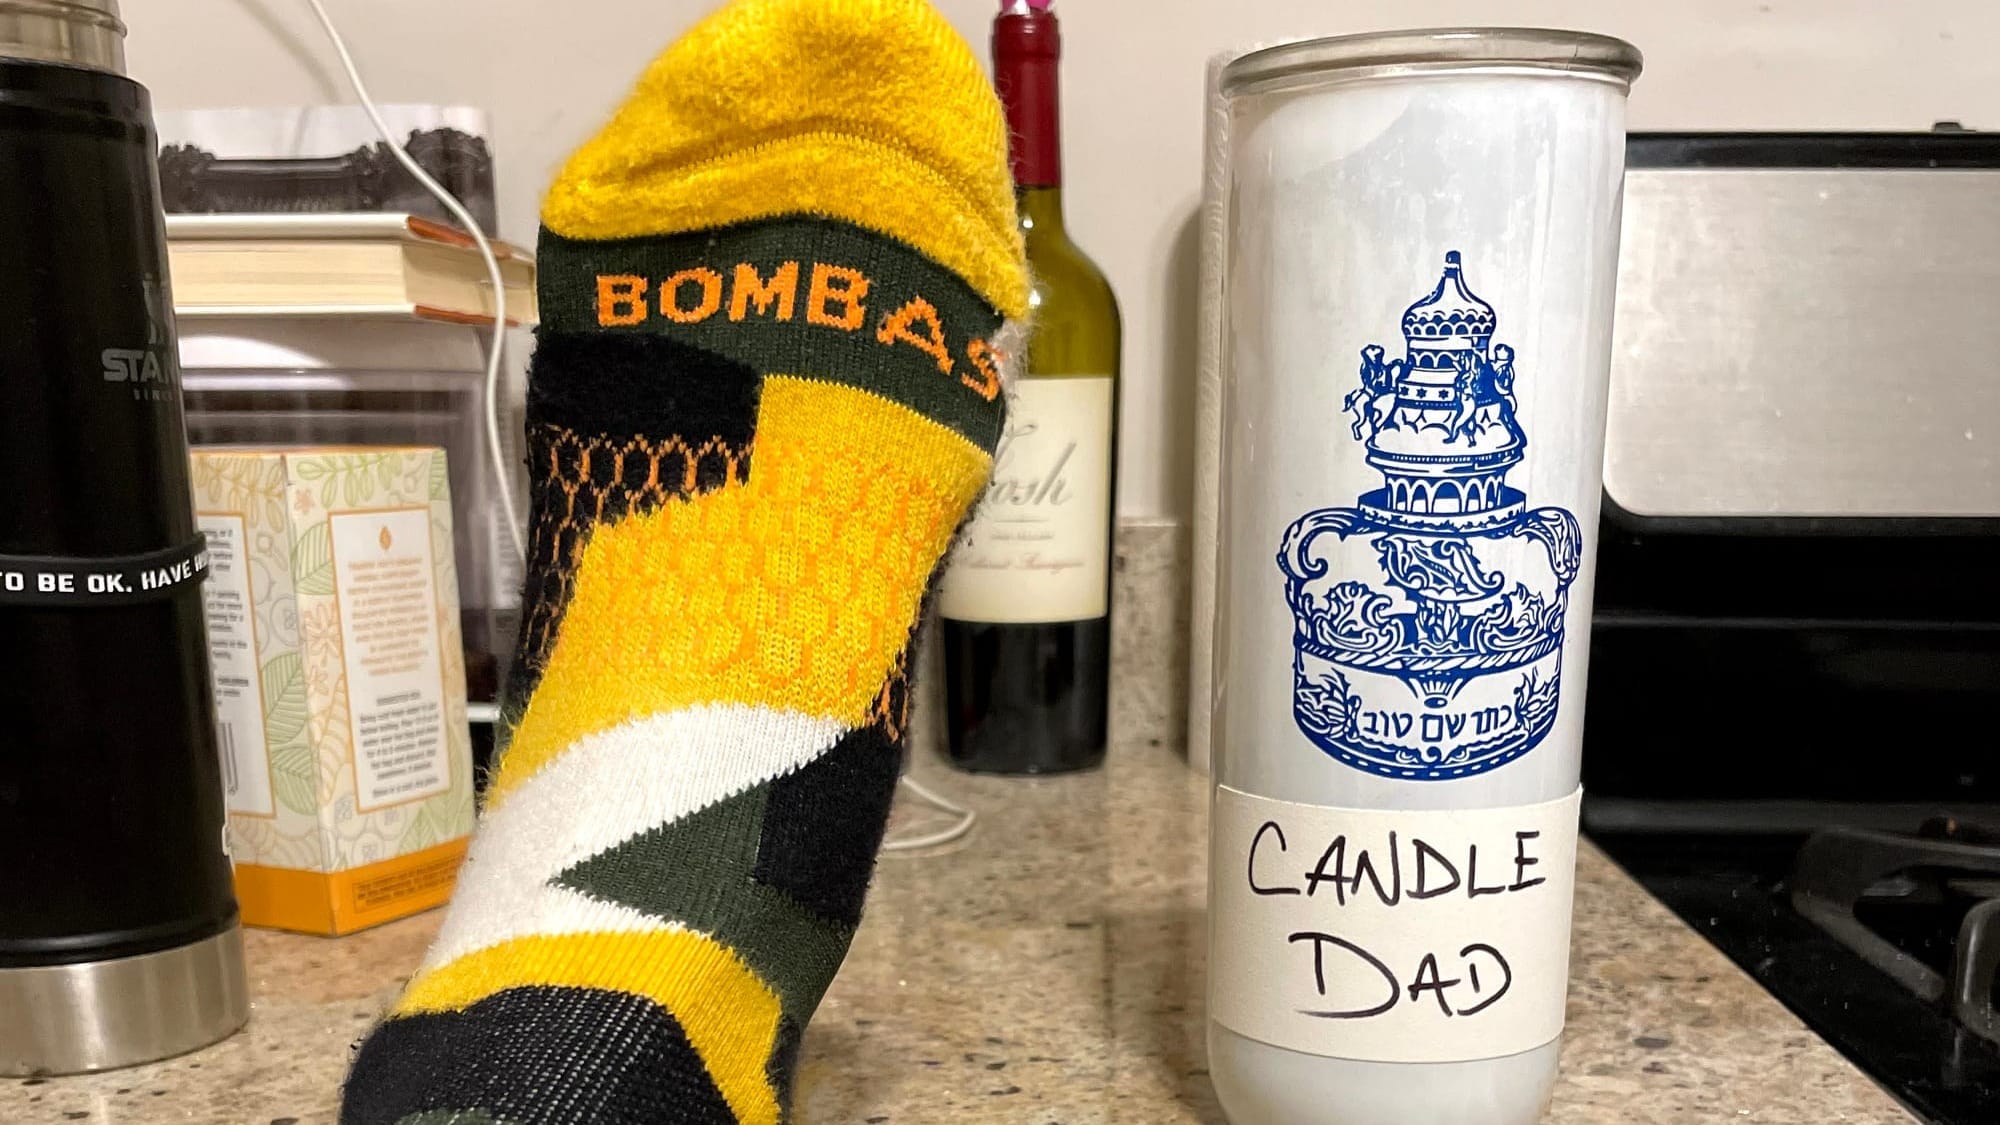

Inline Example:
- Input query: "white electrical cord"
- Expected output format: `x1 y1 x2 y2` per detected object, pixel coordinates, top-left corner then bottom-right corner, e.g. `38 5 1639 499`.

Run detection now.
879 773 977 852
303 0 526 564
304 0 975 852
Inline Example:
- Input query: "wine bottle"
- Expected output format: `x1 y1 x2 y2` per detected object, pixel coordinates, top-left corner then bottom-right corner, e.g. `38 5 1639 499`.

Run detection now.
939 0 1121 775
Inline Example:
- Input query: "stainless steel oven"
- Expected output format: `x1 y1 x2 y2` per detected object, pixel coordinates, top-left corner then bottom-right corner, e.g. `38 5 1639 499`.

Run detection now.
1584 131 2000 1125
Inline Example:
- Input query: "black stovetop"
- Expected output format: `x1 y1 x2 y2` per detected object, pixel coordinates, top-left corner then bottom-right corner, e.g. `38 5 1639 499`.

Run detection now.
1582 483 2000 1123
1592 822 2000 1124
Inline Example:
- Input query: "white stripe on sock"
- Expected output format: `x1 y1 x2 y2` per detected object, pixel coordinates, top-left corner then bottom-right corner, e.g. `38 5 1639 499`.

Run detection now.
422 703 845 972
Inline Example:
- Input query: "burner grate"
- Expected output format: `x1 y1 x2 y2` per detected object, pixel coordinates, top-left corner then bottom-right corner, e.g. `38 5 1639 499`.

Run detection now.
1792 821 2000 1045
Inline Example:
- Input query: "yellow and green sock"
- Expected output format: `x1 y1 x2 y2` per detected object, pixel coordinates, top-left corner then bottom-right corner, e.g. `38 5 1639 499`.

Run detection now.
339 1 1028 1121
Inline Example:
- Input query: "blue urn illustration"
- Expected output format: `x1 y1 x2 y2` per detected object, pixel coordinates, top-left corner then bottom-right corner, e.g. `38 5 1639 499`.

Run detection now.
1277 251 1583 781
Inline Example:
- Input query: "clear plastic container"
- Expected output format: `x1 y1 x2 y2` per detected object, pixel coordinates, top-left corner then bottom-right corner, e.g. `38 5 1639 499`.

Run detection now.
179 319 518 720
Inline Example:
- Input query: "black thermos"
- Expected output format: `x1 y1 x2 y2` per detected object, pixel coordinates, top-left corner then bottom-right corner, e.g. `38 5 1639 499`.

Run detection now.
0 0 248 1073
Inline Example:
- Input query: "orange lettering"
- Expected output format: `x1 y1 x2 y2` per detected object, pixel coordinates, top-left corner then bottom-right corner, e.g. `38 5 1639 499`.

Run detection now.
876 297 955 376
962 337 1003 401
730 261 799 322
597 275 648 326
806 263 870 331
662 268 723 324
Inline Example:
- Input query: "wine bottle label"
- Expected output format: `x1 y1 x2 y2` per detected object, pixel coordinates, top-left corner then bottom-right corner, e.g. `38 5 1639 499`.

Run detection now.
1209 785 1581 1064
938 375 1114 624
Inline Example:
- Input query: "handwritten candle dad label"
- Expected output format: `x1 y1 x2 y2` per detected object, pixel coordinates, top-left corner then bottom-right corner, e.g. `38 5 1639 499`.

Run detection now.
1210 785 1581 1063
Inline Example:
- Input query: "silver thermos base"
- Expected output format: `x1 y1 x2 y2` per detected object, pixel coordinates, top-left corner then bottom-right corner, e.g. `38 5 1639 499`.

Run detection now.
0 926 250 1075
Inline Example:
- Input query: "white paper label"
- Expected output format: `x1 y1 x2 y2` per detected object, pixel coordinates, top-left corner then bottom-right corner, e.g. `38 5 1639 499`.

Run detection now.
938 375 1114 624
330 507 450 811
1210 785 1581 1063
199 513 273 818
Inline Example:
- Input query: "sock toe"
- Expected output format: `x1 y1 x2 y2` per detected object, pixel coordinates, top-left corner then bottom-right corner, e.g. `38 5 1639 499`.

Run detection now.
541 0 1029 321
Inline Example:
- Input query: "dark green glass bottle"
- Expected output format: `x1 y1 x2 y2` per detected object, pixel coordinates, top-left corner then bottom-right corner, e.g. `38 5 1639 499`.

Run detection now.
940 0 1121 774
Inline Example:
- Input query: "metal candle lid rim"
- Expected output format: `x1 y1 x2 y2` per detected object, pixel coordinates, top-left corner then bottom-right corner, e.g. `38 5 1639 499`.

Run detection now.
1222 28 1642 96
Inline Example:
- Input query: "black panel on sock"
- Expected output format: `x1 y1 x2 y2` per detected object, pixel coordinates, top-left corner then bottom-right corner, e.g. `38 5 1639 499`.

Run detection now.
753 723 903 927
766 1016 803 1116
525 329 762 444
340 986 736 1125
504 330 763 716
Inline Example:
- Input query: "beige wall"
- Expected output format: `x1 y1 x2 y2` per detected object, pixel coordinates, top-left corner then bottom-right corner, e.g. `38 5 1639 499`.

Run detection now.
126 0 2000 518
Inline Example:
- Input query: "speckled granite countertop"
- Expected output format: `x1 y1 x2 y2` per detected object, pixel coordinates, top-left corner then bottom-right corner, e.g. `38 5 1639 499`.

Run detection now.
3 741 1916 1125
2 527 1919 1124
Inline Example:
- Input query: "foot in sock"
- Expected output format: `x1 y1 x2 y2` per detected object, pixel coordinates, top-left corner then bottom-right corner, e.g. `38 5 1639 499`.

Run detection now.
338 1 1028 1121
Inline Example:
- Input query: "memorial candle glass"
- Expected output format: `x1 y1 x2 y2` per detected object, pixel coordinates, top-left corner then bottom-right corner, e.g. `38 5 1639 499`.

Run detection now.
1206 29 1642 1125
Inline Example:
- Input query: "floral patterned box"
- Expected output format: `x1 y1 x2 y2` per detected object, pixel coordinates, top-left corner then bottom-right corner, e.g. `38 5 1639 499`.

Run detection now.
191 446 475 935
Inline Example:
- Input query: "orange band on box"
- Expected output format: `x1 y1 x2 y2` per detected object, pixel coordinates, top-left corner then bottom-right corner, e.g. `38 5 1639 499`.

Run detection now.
232 837 469 936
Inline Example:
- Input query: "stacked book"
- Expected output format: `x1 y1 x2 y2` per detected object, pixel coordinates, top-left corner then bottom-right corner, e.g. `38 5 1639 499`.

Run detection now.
166 212 536 325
